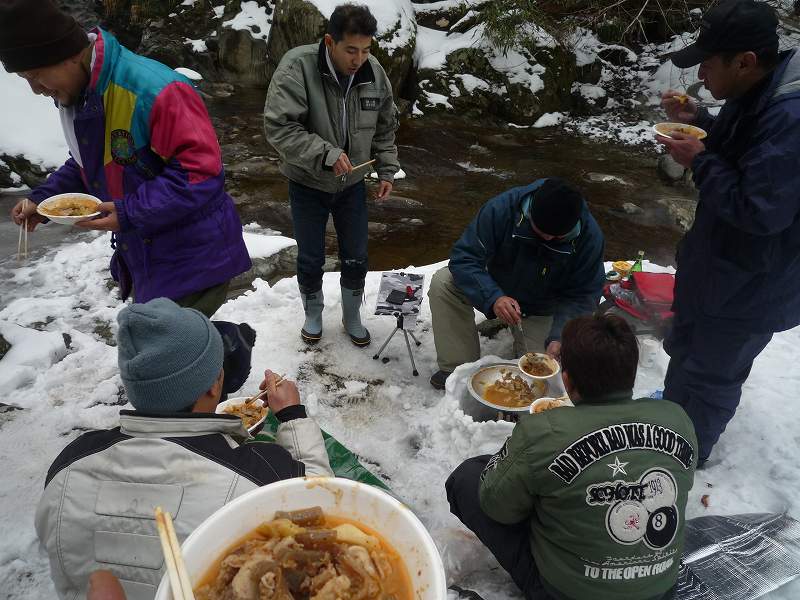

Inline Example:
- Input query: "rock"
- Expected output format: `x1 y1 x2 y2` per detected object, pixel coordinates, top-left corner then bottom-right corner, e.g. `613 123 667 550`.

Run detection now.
477 319 507 339
369 194 424 210
0 154 48 188
230 244 298 290
622 202 643 215
576 61 602 85
368 222 389 235
657 155 687 182
597 46 635 66
416 20 575 125
414 2 471 31
0 159 15 189
0 333 10 362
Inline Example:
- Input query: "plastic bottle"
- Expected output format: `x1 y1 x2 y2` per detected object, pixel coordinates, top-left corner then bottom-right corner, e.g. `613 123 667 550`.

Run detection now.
630 250 645 273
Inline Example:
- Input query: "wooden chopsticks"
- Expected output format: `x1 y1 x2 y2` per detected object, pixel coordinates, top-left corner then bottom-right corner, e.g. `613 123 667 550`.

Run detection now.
244 373 285 405
16 198 28 260
155 506 195 600
350 158 376 172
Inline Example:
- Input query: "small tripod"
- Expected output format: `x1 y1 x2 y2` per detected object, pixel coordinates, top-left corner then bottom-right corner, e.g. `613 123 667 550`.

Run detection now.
373 312 422 376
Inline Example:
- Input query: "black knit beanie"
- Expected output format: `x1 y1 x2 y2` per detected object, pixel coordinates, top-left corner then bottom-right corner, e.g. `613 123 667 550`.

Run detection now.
0 0 89 73
528 178 584 237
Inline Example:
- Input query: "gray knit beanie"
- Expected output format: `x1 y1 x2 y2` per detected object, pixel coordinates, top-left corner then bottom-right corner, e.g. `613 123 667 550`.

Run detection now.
117 298 224 412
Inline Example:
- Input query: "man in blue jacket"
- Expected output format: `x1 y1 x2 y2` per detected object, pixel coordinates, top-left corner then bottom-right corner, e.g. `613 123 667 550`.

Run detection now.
659 0 800 465
428 178 605 389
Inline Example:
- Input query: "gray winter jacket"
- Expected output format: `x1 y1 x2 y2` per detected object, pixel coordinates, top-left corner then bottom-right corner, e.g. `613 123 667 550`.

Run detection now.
264 41 400 193
34 409 332 600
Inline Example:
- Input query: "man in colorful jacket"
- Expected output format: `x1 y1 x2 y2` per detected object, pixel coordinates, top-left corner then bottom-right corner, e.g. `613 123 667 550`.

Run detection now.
446 314 698 600
428 177 605 389
35 299 332 599
3 0 251 318
264 4 400 347
658 0 800 465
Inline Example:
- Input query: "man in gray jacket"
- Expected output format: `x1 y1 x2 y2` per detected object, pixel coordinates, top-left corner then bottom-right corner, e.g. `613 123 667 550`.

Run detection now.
264 4 400 347
35 298 332 600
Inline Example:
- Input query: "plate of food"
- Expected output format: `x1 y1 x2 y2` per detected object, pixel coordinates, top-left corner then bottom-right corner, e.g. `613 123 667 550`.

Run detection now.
36 193 102 225
469 364 548 413
518 352 560 380
154 477 448 600
652 122 707 140
216 396 268 435
529 395 573 414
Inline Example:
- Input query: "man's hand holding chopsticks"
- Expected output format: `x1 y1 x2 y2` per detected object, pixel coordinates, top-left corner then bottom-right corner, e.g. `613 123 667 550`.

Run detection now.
259 369 300 414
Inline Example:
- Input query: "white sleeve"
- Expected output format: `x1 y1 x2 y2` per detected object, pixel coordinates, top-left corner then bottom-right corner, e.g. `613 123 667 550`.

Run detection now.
275 417 334 477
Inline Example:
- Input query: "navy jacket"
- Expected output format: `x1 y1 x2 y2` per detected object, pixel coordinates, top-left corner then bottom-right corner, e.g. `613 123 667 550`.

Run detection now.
677 49 800 333
449 180 605 346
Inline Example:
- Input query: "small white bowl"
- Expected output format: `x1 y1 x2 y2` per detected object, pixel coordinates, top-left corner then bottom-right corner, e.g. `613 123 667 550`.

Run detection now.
215 396 267 435
529 396 573 414
154 477 448 600
518 352 561 381
652 122 707 140
36 193 101 225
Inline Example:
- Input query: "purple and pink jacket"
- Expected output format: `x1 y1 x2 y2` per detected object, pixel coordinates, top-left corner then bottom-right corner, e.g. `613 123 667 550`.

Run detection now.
29 29 251 302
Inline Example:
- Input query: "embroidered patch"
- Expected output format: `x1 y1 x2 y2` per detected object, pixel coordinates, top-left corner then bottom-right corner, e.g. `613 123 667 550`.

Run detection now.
588 468 680 550
481 439 509 481
110 129 137 166
360 97 380 111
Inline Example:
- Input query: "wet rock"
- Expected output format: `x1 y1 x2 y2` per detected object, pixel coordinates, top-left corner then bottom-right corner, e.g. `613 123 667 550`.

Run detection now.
368 222 389 235
0 333 10 361
230 244 299 291
369 194 424 210
622 202 643 215
219 11 271 85
0 154 48 189
657 155 687 182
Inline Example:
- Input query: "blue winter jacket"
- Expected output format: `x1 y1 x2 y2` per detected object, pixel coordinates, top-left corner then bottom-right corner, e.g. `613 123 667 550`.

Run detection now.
676 49 800 333
449 180 606 347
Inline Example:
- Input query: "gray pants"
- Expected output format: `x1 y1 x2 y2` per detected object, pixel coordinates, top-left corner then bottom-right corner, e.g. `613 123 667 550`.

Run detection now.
428 267 553 372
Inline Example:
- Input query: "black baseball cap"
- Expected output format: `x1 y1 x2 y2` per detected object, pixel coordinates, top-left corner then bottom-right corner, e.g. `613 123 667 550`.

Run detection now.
670 0 778 69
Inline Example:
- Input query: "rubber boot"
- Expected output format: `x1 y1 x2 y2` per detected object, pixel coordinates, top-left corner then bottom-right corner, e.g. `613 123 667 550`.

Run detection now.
341 286 371 346
300 290 324 344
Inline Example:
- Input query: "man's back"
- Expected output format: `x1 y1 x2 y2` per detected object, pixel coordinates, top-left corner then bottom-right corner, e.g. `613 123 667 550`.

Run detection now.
35 412 308 600
480 395 697 600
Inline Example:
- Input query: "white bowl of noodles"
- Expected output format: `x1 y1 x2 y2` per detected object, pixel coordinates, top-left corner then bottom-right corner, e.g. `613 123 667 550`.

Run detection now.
36 193 101 225
154 477 448 600
215 396 268 435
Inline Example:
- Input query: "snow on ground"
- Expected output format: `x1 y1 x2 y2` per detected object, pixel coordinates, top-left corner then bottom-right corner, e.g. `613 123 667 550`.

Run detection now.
1 234 800 598
0 70 68 170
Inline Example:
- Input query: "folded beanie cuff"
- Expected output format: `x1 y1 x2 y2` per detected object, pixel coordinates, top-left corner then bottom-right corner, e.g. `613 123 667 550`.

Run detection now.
124 321 224 412
0 24 88 73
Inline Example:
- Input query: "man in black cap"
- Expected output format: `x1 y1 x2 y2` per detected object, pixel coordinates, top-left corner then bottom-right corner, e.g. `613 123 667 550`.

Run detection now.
427 178 605 389
657 0 800 464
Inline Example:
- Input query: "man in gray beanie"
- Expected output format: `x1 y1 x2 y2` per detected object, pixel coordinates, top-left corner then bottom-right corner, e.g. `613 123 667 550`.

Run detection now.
34 298 333 600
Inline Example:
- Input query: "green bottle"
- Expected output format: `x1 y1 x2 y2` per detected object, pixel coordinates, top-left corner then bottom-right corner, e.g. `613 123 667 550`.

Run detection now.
630 250 645 272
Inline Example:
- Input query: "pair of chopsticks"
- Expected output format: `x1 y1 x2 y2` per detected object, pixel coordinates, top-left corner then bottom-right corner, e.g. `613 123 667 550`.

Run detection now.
244 373 285 405
16 198 28 260
155 507 195 600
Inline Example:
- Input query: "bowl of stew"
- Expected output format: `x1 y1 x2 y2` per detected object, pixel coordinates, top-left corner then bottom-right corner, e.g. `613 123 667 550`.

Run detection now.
36 193 102 225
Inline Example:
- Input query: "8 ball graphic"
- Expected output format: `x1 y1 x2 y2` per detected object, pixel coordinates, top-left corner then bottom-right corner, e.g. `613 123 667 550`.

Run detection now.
645 506 678 549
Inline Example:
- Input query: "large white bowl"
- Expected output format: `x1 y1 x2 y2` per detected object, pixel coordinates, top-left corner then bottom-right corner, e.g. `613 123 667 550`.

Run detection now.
36 193 101 225
154 477 448 600
468 362 549 414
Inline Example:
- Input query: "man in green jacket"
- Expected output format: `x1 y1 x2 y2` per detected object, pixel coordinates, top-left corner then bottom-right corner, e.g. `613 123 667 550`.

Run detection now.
264 4 400 347
446 314 697 600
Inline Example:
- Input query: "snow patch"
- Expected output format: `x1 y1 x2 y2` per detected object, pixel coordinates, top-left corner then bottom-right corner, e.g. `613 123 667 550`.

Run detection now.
185 38 208 53
222 0 274 41
174 67 202 81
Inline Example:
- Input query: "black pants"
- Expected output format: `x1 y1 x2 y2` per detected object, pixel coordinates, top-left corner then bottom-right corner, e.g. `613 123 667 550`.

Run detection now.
445 456 554 600
289 179 368 294
663 312 772 462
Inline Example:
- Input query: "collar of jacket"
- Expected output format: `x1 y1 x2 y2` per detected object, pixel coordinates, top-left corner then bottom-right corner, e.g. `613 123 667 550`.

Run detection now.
83 28 120 96
512 198 581 256
574 390 635 405
747 48 800 116
316 39 376 87
119 410 250 440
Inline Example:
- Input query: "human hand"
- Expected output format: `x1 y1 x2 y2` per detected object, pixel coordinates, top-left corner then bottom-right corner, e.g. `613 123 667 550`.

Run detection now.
661 89 698 124
493 296 522 326
11 198 44 232
333 152 353 177
376 180 392 201
259 369 301 414
546 340 561 360
76 201 120 232
87 570 127 600
656 132 705 169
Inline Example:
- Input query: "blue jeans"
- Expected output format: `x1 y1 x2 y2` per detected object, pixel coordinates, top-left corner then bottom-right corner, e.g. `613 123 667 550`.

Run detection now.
289 179 368 294
663 313 772 463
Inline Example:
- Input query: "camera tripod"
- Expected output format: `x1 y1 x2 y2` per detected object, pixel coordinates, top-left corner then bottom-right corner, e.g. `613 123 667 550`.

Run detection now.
372 312 422 376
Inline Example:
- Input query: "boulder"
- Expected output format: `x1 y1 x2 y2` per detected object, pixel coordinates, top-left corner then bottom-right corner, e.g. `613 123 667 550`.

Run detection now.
0 154 48 189
415 21 575 125
658 154 687 182
218 0 276 85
